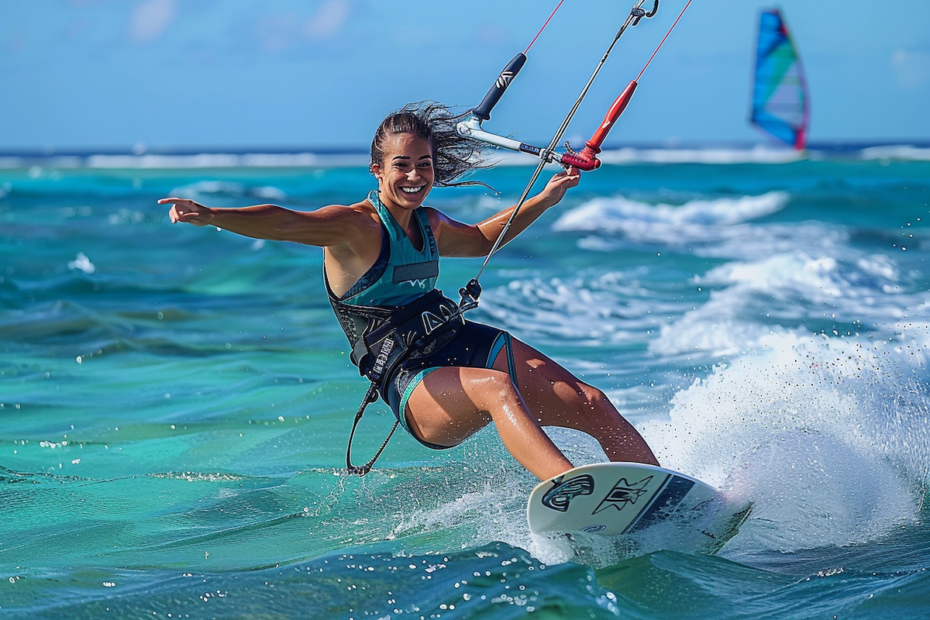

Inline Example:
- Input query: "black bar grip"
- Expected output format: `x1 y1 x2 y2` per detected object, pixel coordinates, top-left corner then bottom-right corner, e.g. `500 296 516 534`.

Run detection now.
472 53 527 121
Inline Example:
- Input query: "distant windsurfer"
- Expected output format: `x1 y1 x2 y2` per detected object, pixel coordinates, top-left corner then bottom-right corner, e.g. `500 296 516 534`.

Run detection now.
160 102 658 481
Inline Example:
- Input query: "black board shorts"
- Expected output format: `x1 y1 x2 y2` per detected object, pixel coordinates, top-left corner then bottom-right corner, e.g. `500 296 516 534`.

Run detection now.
380 321 517 450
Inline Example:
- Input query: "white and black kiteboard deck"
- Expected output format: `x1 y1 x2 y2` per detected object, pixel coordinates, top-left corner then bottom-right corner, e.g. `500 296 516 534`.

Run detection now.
527 462 751 553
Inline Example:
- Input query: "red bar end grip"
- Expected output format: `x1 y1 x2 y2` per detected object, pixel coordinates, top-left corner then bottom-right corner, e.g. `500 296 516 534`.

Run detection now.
561 149 601 171
585 80 638 155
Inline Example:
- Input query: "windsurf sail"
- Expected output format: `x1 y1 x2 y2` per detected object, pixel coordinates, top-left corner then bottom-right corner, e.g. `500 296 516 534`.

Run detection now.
750 9 809 150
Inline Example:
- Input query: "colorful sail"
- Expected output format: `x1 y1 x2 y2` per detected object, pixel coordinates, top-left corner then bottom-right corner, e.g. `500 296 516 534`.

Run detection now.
750 9 809 150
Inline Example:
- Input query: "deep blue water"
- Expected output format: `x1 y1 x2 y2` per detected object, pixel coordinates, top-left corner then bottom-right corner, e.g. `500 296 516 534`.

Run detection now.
1 151 929 618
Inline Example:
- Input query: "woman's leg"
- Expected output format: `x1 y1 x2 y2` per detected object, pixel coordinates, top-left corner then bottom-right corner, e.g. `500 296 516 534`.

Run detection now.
493 338 659 466
403 366 574 481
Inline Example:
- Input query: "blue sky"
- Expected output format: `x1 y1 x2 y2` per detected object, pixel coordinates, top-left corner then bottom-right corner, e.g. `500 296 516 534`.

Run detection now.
2 0 929 150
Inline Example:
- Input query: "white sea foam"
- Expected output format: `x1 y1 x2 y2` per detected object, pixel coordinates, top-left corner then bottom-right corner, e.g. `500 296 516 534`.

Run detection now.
0 156 83 169
91 154 239 168
482 248 911 354
388 483 514 541
650 251 923 358
701 253 910 306
486 145 806 166
107 208 146 226
381 427 617 565
474 194 507 211
484 150 546 167
550 190 843 261
67 252 96 274
638 333 930 554
596 145 805 165
553 191 789 234
481 270 664 344
551 192 793 256
251 186 288 200
167 180 288 201
2 143 928 172
86 152 367 169
859 145 930 161
238 153 320 167
642 247 930 553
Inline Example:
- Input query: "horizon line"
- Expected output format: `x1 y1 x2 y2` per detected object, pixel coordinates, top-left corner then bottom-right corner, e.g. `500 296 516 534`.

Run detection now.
2 138 930 158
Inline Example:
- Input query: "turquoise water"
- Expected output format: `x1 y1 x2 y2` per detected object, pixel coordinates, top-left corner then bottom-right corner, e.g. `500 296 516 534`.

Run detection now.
2 155 930 618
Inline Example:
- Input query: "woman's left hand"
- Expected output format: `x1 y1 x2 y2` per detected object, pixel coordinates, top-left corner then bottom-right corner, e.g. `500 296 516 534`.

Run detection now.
539 166 581 207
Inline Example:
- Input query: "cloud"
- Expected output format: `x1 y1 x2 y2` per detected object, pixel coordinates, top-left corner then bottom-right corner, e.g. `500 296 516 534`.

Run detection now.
303 0 351 40
255 12 300 54
253 2 352 53
892 49 930 90
474 23 508 47
130 0 177 44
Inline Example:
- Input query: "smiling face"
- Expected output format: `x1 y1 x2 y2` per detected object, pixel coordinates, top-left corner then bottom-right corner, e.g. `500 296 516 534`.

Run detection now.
370 132 435 212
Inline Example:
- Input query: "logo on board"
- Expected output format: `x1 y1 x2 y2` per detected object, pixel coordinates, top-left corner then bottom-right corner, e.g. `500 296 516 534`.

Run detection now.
592 476 653 515
541 474 595 512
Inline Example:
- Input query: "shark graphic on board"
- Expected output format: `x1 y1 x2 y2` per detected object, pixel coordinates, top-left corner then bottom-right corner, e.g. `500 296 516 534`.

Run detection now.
592 476 653 515
541 474 595 512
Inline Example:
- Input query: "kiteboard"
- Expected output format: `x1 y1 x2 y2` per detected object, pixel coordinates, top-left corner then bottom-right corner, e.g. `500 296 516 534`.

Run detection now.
527 462 751 554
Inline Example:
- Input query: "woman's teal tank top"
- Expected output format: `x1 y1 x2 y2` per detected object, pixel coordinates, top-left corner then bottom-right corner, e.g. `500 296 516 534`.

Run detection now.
334 190 439 307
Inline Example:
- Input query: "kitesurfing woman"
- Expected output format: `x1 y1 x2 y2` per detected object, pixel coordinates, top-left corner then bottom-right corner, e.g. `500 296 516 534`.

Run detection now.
159 103 658 481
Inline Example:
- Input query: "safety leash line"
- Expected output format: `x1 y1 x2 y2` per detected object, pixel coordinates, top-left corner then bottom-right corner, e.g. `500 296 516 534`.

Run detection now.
636 0 691 81
525 0 565 54
345 379 399 476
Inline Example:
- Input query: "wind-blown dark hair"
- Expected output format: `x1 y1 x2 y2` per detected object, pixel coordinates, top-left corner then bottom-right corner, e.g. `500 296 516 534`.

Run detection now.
370 102 491 188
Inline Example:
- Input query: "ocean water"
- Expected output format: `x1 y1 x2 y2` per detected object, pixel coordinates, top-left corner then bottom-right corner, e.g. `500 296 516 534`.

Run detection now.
1 147 929 618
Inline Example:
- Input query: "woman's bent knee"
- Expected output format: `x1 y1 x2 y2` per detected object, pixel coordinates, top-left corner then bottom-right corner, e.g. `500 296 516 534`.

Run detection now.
470 370 522 412
567 383 629 432
577 383 608 408
404 367 521 446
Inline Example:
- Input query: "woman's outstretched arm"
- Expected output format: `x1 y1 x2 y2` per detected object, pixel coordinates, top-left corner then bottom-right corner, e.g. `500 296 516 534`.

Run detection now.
158 197 375 248
430 167 580 258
